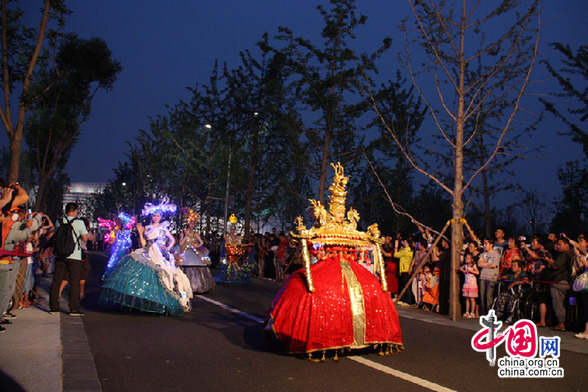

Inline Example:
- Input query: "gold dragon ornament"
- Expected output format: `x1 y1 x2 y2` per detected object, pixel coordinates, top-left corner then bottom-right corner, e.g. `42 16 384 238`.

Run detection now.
291 162 387 292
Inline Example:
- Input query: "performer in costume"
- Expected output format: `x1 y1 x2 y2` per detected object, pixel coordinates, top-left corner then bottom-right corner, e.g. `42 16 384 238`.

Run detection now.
176 209 215 293
100 198 193 315
265 163 403 360
100 213 136 280
214 214 255 284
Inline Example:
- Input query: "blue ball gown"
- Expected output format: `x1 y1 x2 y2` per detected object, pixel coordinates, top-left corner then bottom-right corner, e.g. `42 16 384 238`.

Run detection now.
100 223 193 316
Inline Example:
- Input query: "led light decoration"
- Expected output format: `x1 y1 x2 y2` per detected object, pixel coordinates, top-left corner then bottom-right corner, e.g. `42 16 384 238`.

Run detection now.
105 230 132 269
98 218 117 244
142 196 177 216
118 212 136 230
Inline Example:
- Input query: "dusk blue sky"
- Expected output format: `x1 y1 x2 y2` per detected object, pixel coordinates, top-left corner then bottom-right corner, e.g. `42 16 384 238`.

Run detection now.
10 1 588 212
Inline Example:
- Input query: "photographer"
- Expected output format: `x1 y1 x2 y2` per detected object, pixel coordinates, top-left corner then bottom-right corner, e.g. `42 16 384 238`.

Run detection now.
521 235 551 327
0 182 29 214
0 209 45 329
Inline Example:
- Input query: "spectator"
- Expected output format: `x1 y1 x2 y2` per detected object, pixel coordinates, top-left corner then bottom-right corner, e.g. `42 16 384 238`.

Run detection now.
493 259 531 323
572 234 588 339
494 227 508 255
521 235 551 327
436 237 451 314
460 253 479 318
0 208 44 330
478 238 500 316
501 236 521 275
544 237 573 331
422 263 440 312
49 203 88 316
382 235 399 299
395 238 415 306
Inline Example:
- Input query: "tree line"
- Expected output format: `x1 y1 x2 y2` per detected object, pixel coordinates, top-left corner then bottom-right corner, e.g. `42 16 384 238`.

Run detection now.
1 0 586 246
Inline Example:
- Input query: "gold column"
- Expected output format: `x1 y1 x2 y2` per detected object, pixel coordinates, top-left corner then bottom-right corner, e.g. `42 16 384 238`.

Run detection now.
301 239 314 292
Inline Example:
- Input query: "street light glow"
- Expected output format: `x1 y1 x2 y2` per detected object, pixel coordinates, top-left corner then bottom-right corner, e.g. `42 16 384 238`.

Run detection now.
205 124 212 129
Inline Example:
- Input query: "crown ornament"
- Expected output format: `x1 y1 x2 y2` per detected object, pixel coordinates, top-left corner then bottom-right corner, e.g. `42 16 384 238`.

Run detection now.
328 162 349 215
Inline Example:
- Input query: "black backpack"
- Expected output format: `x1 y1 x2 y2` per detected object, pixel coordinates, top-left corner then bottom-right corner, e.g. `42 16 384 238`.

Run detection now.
53 217 80 258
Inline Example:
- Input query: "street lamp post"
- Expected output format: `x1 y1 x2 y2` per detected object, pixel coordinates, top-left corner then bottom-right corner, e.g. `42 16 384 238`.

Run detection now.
223 145 231 234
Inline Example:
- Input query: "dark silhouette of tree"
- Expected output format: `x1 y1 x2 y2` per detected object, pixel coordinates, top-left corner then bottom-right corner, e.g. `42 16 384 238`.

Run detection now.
25 34 122 211
0 0 68 183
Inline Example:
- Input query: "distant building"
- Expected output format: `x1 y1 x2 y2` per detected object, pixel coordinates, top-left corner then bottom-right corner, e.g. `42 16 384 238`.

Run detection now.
63 182 105 221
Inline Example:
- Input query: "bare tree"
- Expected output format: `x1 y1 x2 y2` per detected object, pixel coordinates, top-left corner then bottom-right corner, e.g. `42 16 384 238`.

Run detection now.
366 0 541 320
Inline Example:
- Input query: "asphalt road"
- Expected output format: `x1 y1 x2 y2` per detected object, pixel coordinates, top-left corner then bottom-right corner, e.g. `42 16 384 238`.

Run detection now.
80 252 586 392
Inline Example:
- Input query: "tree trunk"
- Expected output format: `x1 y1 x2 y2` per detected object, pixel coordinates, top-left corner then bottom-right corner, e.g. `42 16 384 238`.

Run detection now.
4 0 52 183
34 174 48 212
244 133 258 241
449 6 468 322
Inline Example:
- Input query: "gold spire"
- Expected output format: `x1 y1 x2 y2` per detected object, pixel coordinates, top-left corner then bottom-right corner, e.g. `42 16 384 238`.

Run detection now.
328 162 349 215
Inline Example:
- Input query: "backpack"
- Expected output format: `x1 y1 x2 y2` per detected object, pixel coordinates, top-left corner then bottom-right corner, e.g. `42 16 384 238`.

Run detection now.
53 217 80 258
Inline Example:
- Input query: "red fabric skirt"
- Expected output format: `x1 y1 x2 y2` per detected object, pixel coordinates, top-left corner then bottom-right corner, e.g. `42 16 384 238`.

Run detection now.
267 255 402 353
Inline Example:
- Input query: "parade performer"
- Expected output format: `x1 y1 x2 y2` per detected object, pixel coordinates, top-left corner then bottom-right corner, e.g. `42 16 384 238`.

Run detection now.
100 198 193 315
214 214 255 284
100 213 136 279
265 163 403 360
176 209 215 293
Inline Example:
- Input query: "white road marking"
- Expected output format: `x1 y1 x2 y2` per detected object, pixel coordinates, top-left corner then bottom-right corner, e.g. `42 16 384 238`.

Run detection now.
198 295 457 392
198 295 264 323
348 356 458 392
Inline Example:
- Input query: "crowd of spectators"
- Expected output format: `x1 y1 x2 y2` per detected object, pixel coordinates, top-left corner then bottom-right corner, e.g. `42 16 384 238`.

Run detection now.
0 182 57 332
3 183 587 342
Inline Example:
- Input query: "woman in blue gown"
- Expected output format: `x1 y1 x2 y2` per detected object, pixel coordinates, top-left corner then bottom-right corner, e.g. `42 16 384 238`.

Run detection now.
100 201 193 315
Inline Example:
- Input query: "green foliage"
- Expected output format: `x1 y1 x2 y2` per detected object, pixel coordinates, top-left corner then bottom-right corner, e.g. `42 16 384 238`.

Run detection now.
24 33 122 211
551 160 588 236
541 43 588 157
275 0 391 202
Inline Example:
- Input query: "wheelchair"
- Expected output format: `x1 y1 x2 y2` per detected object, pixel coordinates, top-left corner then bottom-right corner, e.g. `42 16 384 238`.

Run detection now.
491 280 534 323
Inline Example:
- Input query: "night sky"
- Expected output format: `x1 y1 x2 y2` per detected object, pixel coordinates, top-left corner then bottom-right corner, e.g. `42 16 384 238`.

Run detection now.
10 1 588 208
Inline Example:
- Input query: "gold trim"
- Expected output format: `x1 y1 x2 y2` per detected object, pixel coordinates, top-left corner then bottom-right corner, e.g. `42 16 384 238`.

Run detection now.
339 256 366 347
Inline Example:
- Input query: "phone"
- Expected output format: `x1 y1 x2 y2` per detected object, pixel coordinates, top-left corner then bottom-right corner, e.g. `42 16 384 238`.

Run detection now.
27 209 32 220
416 242 420 249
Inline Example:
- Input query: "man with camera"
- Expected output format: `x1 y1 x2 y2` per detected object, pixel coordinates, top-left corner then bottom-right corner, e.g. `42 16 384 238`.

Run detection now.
521 235 551 327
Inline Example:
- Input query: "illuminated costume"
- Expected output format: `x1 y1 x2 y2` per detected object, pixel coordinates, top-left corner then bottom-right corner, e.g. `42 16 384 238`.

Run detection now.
100 199 193 316
100 213 136 279
214 214 255 284
265 163 403 358
176 210 215 294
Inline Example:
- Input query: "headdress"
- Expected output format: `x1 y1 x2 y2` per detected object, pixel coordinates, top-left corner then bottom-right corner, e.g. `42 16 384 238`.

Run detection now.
118 212 136 230
229 214 238 224
328 162 348 215
142 196 177 216
187 209 200 223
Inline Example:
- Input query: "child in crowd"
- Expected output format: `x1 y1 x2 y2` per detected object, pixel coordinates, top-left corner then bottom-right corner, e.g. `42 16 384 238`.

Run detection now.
460 253 479 318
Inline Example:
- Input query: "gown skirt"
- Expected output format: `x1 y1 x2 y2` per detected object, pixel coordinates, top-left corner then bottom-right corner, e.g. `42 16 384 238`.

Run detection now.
266 254 403 354
100 251 186 316
181 247 215 294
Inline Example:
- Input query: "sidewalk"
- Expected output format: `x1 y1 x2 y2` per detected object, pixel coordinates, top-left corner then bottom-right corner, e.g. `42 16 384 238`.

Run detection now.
0 274 100 392
0 276 61 392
